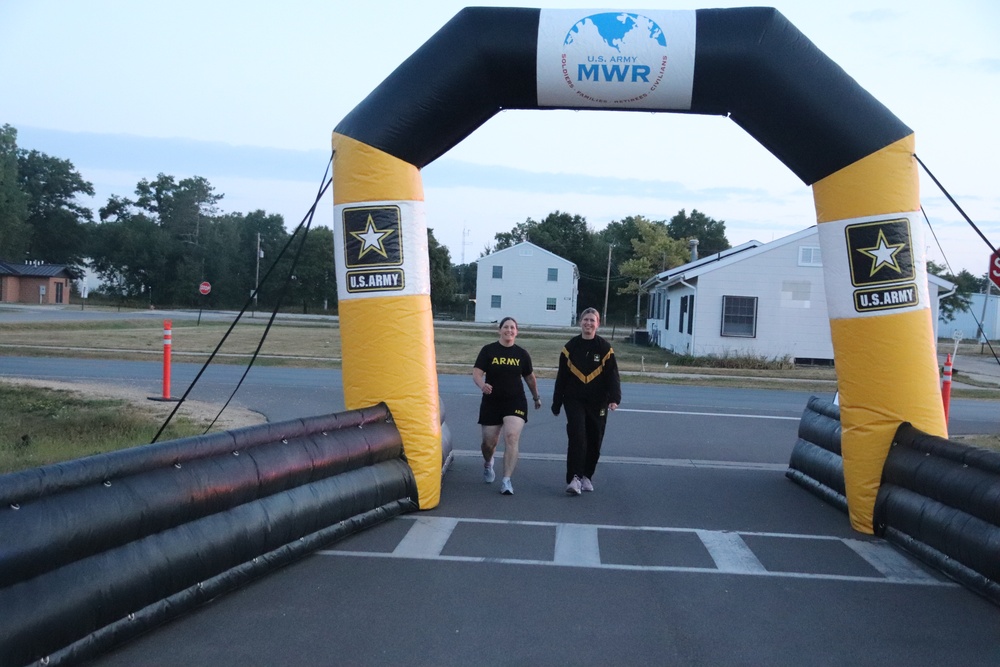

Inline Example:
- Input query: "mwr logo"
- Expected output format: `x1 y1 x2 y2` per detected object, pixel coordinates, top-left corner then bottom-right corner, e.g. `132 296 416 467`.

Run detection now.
343 206 402 269
346 269 405 294
845 218 914 288
560 12 668 105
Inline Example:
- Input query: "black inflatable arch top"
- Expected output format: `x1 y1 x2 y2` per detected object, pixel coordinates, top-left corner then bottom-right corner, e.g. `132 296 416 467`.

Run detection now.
334 7 910 185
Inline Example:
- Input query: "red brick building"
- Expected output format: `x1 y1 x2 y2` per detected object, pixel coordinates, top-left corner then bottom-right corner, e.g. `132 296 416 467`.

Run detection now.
0 262 74 304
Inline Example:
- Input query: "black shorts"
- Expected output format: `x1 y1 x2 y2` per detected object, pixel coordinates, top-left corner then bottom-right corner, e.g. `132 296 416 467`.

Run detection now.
478 395 529 426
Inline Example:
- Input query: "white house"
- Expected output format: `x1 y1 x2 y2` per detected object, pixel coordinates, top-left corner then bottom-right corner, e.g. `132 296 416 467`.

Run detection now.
642 226 955 364
940 291 999 342
475 241 578 326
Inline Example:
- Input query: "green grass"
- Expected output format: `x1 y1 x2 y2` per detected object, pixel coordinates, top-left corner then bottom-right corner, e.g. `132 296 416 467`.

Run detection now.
955 434 1000 453
0 385 205 475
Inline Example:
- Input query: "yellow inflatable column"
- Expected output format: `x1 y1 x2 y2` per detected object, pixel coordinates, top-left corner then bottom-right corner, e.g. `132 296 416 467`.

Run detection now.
331 133 441 509
813 135 947 533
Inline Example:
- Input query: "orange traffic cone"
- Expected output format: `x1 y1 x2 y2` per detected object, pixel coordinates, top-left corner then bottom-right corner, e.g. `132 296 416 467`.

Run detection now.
941 353 953 423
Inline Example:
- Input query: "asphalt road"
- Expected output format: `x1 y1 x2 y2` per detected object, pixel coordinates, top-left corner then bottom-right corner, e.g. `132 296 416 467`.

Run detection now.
2 356 999 665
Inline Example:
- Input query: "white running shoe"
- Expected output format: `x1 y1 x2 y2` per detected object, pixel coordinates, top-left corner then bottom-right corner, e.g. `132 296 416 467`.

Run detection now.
500 478 514 495
484 459 495 484
581 476 594 492
566 476 582 495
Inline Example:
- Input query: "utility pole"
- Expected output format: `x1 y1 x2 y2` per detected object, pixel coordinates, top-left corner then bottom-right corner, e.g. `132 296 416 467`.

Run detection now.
635 286 642 329
603 244 613 323
254 233 262 308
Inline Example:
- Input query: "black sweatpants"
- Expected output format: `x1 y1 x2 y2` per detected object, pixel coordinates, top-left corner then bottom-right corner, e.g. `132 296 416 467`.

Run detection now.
564 398 608 484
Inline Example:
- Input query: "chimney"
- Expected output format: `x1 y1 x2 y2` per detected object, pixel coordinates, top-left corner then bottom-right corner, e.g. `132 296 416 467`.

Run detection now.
688 238 699 262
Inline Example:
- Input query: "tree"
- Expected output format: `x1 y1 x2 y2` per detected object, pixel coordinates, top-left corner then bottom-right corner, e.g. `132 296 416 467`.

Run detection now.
428 228 459 314
452 261 478 319
491 220 535 251
285 225 336 313
617 217 687 296
96 174 224 306
667 209 730 256
928 261 975 323
88 210 169 302
209 210 288 308
0 125 30 261
17 148 95 273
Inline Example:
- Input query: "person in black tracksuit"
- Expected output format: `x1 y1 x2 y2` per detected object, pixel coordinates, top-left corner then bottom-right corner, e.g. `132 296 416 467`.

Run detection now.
551 307 622 495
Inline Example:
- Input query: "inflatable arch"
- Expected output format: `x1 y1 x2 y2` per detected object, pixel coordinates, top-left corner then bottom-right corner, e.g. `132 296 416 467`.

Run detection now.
331 7 946 532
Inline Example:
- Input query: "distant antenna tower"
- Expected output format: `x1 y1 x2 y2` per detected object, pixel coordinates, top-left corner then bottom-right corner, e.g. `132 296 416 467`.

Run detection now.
462 226 471 264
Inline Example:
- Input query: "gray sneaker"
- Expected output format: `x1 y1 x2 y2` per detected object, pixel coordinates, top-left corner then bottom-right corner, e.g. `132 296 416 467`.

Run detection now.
566 476 582 495
581 476 594 492
500 478 514 495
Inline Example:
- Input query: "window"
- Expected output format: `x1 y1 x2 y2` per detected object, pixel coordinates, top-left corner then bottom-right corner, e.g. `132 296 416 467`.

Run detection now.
665 298 670 330
492 265 503 279
491 295 502 309
547 268 558 281
721 296 758 337
679 296 688 333
546 297 557 311
798 246 822 267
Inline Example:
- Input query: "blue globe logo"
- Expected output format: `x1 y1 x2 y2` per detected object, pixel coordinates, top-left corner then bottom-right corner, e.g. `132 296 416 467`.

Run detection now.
560 12 670 106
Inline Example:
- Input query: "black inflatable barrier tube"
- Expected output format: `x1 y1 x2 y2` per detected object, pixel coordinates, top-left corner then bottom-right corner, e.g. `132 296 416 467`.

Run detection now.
785 396 846 511
334 7 909 186
874 422 1000 606
0 404 419 667
0 412 402 587
0 406 382 506
881 526 1000 606
44 500 407 666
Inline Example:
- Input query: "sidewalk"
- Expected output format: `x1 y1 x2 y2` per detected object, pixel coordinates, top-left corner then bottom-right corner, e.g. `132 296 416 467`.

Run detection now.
940 345 1000 389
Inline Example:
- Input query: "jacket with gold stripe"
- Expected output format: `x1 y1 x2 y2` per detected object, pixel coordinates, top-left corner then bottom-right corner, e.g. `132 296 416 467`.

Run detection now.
552 334 622 410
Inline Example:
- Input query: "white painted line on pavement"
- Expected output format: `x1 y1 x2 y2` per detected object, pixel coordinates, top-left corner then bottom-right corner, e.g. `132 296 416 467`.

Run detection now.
392 516 458 558
451 449 787 472
697 530 767 573
843 538 942 583
554 523 601 567
318 516 958 588
617 408 800 420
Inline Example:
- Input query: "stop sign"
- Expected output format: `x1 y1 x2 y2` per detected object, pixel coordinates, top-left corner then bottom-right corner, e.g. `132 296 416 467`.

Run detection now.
990 250 1000 291
198 281 212 295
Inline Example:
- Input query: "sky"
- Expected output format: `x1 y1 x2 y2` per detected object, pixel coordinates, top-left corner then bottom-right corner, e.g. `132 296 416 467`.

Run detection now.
2 0 998 277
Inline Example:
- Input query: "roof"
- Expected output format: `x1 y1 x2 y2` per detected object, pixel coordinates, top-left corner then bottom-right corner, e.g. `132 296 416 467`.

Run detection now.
641 226 958 294
640 236 771 290
0 261 73 278
476 241 577 267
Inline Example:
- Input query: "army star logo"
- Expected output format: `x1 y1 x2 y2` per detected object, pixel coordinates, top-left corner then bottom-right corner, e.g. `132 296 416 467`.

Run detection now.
844 218 914 288
857 229 904 277
350 215 394 260
342 205 403 269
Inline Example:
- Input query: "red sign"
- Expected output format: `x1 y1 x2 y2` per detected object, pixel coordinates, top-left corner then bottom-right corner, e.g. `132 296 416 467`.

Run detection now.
198 281 212 295
990 250 1000 291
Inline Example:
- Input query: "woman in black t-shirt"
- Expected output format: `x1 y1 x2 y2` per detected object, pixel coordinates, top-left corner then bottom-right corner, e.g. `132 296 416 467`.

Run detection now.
473 316 541 495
